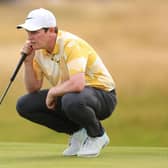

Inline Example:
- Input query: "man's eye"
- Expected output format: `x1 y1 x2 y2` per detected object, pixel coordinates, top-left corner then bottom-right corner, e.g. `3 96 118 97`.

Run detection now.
31 31 38 34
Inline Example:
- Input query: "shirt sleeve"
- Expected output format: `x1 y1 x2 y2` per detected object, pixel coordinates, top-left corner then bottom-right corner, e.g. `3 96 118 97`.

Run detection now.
33 58 44 81
64 40 89 76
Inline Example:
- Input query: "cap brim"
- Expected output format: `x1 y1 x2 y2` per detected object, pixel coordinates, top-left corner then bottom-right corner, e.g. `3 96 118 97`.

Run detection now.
16 23 26 29
16 25 23 29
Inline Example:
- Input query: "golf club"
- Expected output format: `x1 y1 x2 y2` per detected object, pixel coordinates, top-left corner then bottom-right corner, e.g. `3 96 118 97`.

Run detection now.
0 52 27 104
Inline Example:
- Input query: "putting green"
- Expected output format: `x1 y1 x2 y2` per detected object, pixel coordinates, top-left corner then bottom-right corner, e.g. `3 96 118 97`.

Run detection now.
0 143 168 168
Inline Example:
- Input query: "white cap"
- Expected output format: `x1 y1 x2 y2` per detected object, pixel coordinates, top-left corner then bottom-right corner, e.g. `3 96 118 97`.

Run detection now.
17 8 56 31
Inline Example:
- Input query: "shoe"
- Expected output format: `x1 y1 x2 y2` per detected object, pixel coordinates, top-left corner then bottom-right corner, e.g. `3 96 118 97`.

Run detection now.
77 132 110 157
63 128 88 156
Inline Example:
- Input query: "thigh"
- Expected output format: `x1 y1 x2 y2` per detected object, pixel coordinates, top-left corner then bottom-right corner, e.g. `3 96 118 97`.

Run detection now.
16 89 50 113
61 87 101 117
63 86 117 120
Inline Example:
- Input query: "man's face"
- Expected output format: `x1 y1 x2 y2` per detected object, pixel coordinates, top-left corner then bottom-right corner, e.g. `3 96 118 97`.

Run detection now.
26 29 49 50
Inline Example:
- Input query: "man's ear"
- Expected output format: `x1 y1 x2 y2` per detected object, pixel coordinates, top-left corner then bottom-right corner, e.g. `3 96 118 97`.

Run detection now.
49 27 55 33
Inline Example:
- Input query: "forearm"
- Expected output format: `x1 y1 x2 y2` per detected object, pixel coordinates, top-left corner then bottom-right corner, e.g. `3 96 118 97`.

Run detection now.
50 73 85 97
24 62 42 93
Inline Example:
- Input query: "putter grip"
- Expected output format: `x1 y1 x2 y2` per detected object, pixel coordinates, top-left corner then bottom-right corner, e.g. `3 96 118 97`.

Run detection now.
10 52 27 82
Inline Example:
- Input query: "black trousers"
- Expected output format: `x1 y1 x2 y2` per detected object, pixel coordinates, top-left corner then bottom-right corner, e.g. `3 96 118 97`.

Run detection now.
16 87 117 137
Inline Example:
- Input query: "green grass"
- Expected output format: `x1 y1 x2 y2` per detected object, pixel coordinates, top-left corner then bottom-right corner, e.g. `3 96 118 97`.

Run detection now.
0 143 168 168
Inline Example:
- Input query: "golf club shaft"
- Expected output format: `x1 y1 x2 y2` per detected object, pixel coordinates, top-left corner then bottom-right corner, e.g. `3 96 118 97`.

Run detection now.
0 52 27 104
10 52 27 82
0 81 12 104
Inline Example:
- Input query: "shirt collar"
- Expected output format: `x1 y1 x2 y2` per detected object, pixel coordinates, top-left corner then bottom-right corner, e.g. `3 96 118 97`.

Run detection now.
42 43 59 57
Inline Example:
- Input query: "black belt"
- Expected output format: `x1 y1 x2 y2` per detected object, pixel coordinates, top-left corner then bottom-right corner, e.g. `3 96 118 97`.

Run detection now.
110 89 116 95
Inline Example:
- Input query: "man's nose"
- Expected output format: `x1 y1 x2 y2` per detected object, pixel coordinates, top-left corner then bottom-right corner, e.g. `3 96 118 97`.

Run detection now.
27 32 33 40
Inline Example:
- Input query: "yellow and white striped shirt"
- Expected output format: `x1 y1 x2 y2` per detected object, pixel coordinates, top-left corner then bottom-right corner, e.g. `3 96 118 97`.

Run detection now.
33 30 115 91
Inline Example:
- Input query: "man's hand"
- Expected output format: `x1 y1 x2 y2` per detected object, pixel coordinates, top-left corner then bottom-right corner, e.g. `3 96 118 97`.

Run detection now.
21 40 35 63
46 73 85 110
46 88 57 110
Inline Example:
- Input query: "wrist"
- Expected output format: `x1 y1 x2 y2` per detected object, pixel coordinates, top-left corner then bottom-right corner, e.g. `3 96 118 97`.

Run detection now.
48 87 56 97
24 62 33 67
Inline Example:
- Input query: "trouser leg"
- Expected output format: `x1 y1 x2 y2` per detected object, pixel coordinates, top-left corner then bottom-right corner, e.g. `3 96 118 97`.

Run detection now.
16 90 80 134
16 87 117 137
62 87 117 137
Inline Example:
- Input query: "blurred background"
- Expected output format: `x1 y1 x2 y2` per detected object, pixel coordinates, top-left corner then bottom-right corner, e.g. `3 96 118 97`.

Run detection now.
0 0 167 147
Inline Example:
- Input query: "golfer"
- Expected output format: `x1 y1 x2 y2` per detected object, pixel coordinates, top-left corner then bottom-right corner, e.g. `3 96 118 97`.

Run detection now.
16 8 117 157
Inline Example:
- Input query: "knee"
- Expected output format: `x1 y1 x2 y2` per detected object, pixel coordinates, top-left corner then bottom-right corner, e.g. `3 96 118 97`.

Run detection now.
62 93 84 114
16 96 28 117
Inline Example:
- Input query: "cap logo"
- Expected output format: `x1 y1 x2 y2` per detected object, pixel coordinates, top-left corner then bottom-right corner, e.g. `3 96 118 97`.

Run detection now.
26 17 33 20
